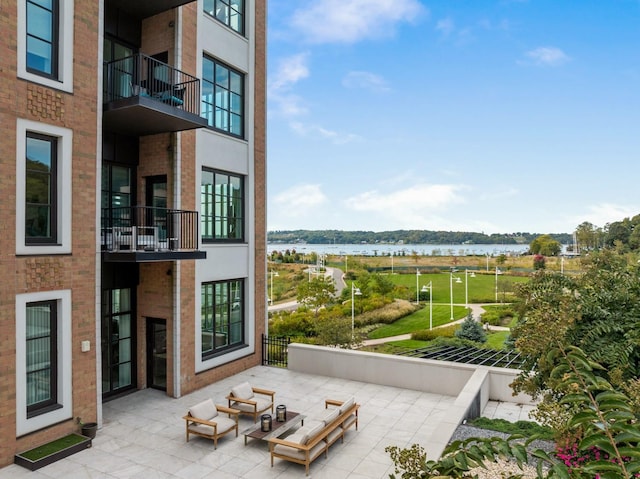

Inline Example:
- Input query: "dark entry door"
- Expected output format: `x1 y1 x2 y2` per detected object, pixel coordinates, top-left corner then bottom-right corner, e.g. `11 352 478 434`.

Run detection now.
146 318 167 390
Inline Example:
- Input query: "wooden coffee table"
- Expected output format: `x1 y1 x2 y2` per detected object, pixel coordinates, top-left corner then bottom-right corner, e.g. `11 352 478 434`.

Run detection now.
242 411 305 445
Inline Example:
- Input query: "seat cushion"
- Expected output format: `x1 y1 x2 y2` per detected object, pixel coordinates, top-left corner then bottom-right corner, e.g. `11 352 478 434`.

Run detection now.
231 396 271 413
273 441 326 461
189 399 218 420
188 415 236 437
231 382 254 400
338 396 355 415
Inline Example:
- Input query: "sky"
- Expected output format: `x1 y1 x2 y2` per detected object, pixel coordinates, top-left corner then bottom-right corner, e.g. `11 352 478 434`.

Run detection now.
266 0 640 235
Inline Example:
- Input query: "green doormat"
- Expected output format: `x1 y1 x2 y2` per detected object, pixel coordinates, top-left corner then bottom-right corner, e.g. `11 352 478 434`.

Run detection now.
15 433 92 471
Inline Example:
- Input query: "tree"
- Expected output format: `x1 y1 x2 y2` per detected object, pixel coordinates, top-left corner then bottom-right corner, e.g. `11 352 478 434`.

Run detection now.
533 254 546 270
529 234 561 256
575 221 602 252
454 312 486 343
314 313 353 348
296 277 336 317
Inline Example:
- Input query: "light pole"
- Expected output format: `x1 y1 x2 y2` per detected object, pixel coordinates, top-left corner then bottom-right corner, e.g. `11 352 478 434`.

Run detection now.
450 269 462 320
391 252 394 275
351 283 362 340
465 269 475 308
495 267 502 302
269 271 279 304
486 253 490 272
415 268 421 304
421 282 432 330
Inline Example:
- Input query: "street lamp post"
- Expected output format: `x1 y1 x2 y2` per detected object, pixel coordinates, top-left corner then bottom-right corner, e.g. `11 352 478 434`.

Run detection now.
421 282 432 330
450 270 462 320
415 268 421 304
269 271 279 304
465 269 476 308
495 267 502 302
351 283 362 340
391 252 394 275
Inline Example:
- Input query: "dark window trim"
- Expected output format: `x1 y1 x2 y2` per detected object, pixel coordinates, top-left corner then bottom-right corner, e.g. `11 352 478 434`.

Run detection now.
25 131 58 245
201 167 245 243
202 54 245 139
201 279 245 360
26 300 59 418
203 0 245 36
26 0 60 79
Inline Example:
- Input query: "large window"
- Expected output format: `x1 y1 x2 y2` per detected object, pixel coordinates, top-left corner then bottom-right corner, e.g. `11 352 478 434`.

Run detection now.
202 56 244 137
25 133 57 244
201 169 244 242
26 0 58 77
26 300 58 417
19 0 74 92
203 0 244 35
201 280 244 358
101 288 135 397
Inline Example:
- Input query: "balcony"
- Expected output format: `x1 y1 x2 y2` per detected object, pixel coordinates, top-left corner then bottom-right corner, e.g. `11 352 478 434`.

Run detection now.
106 0 196 20
103 54 208 136
102 206 206 262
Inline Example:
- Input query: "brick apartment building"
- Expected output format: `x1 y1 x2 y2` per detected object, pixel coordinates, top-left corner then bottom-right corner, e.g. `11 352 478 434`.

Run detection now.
0 0 266 465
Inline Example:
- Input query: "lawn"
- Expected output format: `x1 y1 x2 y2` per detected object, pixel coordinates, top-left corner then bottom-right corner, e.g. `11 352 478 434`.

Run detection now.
485 330 511 349
367 304 467 339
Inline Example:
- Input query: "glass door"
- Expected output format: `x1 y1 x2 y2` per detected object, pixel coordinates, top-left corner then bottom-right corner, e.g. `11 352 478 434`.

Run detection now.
101 288 135 397
146 318 167 390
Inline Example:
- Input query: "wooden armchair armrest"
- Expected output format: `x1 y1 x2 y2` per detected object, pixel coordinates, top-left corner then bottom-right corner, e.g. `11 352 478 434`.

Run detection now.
216 405 241 417
325 399 343 408
252 387 275 399
182 415 219 430
225 395 258 407
268 437 309 452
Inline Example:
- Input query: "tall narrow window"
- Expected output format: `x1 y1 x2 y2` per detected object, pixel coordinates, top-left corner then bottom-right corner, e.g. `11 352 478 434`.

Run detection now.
203 0 244 35
26 300 58 417
201 280 244 359
202 56 244 137
201 168 244 242
26 0 59 78
25 133 57 244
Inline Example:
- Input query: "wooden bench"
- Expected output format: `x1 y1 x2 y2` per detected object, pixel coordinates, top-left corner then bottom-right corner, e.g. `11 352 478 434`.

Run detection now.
268 397 359 475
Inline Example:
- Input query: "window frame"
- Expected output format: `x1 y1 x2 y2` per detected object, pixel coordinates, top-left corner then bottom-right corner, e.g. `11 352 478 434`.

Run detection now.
25 300 59 417
201 55 245 138
201 167 245 243
203 0 245 36
18 0 74 92
200 279 245 360
16 290 72 436
25 132 58 245
16 119 72 255
25 0 59 79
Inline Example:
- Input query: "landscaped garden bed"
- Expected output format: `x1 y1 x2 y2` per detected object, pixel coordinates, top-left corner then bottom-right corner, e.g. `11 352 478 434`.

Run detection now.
14 433 92 471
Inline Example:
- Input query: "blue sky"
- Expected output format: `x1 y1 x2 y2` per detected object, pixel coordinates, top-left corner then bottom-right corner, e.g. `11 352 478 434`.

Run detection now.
266 0 640 235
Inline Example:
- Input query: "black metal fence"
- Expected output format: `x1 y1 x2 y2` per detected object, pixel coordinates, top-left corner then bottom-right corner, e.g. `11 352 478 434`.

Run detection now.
101 206 200 252
262 335 291 368
103 53 201 116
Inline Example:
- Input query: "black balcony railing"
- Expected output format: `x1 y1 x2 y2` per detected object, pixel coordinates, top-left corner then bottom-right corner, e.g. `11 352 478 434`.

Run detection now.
104 53 201 116
102 206 200 253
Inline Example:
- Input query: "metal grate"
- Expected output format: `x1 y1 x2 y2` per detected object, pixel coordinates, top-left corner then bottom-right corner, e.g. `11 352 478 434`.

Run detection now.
399 345 525 369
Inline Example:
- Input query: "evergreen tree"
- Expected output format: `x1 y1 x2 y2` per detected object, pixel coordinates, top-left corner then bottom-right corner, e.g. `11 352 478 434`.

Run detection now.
454 312 486 343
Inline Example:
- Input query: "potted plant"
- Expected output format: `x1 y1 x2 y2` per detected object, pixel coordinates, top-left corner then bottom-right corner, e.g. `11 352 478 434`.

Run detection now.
77 417 98 439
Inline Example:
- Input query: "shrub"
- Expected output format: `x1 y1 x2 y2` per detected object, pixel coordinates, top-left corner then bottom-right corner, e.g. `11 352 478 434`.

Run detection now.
412 324 459 341
455 312 487 343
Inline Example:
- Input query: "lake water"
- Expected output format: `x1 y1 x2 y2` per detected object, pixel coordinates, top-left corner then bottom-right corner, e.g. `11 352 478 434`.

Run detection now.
267 243 538 257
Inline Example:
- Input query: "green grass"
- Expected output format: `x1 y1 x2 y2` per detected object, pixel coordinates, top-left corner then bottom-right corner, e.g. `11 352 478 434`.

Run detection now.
367 304 467 339
485 330 511 349
19 434 88 461
468 417 555 441
386 271 528 304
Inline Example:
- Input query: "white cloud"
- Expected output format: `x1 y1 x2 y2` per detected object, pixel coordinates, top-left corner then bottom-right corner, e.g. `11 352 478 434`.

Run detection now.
570 203 640 229
436 18 455 36
269 53 311 118
273 184 328 218
344 183 466 228
342 71 390 92
291 0 425 44
289 121 362 145
524 47 570 66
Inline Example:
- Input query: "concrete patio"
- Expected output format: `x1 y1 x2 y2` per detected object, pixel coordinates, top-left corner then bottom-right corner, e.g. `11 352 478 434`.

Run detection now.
0 363 535 478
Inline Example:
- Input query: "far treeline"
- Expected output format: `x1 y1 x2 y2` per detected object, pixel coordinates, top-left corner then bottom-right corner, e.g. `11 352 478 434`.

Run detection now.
267 229 573 246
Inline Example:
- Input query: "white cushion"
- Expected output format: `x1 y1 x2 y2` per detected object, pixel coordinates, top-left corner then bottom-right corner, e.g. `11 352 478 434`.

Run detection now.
231 396 271 413
231 382 254 400
273 441 326 461
322 408 340 425
189 399 218 420
188 415 236 436
303 421 325 445
338 396 355 415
